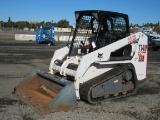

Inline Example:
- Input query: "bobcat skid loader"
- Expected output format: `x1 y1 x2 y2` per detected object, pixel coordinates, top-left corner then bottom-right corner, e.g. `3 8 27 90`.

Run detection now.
13 10 148 115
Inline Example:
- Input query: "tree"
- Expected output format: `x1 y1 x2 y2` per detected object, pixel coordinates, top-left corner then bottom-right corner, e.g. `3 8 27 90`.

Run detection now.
134 24 139 27
143 23 154 27
7 17 13 27
8 17 11 22
153 26 160 33
130 23 133 27
40 21 45 27
155 21 160 27
0 21 2 29
16 21 29 29
52 22 57 27
45 22 52 26
57 19 70 28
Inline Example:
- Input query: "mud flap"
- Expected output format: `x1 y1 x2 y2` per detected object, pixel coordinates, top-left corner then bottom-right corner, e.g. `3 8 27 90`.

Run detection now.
13 70 78 115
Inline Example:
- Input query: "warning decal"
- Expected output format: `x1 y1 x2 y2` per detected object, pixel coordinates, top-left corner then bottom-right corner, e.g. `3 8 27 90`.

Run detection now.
138 45 147 62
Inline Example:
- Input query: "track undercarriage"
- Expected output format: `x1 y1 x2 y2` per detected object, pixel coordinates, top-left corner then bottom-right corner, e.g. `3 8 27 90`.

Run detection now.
80 64 138 104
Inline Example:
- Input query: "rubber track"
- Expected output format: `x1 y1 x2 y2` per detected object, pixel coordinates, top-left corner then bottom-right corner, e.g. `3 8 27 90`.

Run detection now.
79 64 138 104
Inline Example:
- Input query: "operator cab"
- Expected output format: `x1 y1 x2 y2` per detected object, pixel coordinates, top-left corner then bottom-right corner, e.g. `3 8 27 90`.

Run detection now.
68 10 131 58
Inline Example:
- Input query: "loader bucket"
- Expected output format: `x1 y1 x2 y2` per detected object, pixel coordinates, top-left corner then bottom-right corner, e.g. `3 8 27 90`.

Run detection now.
13 70 78 115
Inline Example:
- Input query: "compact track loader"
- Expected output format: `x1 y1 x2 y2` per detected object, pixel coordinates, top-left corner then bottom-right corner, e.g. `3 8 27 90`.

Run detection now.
13 10 148 115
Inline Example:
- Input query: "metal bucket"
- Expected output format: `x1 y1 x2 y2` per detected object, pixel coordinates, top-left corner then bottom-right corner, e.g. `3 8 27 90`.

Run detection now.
13 70 78 115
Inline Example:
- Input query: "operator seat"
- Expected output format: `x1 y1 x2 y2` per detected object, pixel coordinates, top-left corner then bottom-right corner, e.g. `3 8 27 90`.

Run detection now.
110 32 132 58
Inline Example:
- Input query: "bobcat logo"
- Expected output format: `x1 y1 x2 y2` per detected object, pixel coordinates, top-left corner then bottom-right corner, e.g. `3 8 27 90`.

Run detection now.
98 53 103 58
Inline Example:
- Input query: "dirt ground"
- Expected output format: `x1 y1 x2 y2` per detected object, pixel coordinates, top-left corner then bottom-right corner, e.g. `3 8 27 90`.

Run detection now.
0 40 160 120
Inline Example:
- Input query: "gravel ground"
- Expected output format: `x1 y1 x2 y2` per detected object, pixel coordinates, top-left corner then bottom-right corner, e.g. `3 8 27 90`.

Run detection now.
0 40 160 120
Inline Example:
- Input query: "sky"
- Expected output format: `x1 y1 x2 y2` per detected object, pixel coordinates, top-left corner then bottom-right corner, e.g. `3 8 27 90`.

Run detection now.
0 0 160 26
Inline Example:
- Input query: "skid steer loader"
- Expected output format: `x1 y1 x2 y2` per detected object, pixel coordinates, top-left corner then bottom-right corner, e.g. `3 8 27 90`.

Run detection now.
13 10 148 115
